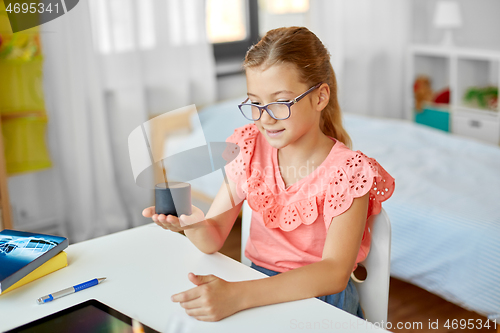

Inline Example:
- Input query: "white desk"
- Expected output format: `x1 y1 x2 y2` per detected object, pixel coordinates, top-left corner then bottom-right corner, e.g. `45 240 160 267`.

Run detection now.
0 224 388 332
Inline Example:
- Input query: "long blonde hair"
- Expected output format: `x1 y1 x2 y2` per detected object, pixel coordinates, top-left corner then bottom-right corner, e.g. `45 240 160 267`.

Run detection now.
243 26 352 148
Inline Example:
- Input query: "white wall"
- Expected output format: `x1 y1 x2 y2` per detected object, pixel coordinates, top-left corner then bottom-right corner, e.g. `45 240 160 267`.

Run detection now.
339 0 410 119
412 0 500 50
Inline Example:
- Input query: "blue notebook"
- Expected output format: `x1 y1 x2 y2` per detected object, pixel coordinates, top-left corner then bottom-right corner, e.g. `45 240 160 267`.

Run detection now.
0 230 68 294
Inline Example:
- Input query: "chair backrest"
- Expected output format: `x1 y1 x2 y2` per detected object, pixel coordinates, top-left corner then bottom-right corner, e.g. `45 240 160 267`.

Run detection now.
241 200 253 267
351 208 391 327
241 201 391 326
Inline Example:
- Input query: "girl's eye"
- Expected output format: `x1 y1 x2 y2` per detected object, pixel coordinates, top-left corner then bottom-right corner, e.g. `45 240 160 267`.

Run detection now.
250 101 260 105
277 100 290 103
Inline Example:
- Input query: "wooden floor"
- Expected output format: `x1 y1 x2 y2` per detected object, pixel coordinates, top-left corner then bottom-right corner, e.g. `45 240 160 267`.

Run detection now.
217 218 497 332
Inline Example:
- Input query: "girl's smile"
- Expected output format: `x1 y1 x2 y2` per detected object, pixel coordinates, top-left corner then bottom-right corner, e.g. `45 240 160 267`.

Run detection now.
264 128 285 137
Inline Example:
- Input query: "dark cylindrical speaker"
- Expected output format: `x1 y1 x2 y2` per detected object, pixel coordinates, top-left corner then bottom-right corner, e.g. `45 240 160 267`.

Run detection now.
155 182 192 217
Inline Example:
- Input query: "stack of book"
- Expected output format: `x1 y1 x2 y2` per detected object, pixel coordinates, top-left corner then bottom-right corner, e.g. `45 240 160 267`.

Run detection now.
0 229 68 295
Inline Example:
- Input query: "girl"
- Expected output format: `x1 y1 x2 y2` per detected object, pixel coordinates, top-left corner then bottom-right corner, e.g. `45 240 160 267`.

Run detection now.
143 26 395 322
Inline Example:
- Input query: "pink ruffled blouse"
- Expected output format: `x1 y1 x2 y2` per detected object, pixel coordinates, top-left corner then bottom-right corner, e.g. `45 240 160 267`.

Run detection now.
224 124 395 273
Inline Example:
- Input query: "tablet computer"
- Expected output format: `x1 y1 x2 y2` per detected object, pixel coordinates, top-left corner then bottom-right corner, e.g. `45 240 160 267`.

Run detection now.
5 299 160 332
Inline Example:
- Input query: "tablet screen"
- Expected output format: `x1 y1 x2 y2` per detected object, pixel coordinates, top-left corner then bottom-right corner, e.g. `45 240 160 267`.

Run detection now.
6 299 159 333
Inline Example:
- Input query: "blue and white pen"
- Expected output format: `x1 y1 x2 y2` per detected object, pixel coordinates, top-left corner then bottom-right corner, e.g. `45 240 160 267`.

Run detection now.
37 278 106 304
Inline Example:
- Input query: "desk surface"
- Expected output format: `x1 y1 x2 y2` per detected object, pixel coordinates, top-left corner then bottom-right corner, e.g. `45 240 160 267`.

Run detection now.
0 224 388 332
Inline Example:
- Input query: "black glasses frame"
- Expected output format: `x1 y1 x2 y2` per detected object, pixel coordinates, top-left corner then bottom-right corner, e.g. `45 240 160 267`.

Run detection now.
238 82 323 121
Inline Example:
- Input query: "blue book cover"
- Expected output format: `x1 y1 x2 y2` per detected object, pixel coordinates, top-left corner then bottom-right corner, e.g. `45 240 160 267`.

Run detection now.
0 230 68 294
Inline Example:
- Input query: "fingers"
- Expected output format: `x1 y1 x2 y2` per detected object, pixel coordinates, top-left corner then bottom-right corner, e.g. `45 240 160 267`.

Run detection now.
188 273 216 286
171 287 201 303
178 206 206 227
192 315 214 322
154 214 182 231
184 307 207 317
150 206 205 231
179 297 204 311
172 274 229 322
143 207 178 226
142 206 155 218
144 205 203 221
174 287 214 321
178 214 191 228
157 214 175 223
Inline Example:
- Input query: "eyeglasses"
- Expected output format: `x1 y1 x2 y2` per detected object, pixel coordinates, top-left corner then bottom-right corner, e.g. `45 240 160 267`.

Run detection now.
238 82 323 121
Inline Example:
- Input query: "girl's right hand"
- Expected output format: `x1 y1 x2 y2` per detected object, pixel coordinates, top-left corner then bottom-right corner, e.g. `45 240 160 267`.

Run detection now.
142 205 206 232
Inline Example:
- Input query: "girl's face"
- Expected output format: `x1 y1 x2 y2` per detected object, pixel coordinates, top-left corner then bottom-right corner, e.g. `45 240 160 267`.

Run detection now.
245 63 328 150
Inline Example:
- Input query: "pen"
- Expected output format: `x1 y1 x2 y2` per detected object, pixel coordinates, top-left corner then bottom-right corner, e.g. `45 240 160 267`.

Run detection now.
37 278 106 304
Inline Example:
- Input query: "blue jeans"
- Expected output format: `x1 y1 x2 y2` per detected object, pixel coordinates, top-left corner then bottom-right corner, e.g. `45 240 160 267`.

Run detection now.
250 262 364 319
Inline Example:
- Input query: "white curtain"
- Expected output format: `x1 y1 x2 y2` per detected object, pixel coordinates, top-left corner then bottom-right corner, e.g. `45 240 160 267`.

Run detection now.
40 0 216 242
309 0 411 119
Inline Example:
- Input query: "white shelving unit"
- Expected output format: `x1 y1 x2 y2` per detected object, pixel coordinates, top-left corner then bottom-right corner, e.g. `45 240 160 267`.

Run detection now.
407 44 500 145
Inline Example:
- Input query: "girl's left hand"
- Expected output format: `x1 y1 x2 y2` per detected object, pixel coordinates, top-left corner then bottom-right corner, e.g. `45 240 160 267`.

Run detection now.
171 273 243 322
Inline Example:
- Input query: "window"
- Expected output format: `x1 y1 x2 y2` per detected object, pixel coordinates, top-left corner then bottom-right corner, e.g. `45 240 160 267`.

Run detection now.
206 0 260 63
206 0 248 43
206 0 310 66
258 0 309 37
259 0 309 14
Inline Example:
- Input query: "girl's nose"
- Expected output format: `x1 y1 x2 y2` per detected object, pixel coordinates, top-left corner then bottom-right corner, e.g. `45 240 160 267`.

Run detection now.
260 108 277 124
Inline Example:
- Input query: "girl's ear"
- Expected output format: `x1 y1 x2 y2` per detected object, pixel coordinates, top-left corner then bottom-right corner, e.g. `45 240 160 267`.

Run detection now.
316 83 330 112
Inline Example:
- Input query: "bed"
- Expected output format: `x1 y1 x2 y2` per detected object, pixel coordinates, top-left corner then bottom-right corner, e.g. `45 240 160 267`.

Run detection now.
163 97 500 320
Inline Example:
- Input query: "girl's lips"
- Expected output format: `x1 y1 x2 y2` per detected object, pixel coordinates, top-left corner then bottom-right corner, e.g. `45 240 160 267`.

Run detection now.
265 129 285 137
